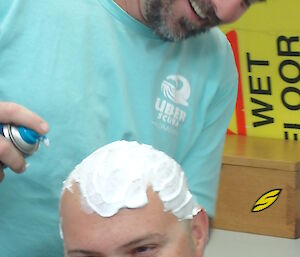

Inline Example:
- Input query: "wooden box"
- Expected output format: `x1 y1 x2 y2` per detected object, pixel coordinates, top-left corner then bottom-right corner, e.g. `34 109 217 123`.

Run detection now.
213 135 300 238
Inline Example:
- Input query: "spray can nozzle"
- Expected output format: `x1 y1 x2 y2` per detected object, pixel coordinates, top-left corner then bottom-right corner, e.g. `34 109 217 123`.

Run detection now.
18 126 43 144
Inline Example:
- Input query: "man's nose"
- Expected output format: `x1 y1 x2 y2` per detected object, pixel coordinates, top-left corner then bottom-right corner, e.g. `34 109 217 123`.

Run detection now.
212 0 248 23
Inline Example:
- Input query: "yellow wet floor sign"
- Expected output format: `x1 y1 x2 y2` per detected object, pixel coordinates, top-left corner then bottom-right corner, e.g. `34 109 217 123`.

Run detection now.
220 0 300 140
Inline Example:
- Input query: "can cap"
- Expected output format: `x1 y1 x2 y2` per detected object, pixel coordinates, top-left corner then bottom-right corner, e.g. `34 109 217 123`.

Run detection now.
18 126 42 144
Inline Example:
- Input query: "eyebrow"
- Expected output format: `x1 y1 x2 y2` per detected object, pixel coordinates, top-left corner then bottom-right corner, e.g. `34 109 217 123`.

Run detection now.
67 233 167 256
67 249 104 257
119 233 167 250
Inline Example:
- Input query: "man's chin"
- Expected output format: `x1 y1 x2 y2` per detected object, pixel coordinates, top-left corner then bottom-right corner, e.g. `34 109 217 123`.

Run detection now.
153 23 209 41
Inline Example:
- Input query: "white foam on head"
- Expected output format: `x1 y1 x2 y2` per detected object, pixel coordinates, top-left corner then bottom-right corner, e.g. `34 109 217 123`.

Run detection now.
62 141 199 220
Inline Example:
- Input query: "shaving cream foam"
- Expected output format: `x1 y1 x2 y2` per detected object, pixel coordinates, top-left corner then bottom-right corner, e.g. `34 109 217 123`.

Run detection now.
62 141 199 220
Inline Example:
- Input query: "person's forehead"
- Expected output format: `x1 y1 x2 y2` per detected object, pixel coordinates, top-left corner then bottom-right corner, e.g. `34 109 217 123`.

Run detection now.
61 187 182 250
98 189 180 229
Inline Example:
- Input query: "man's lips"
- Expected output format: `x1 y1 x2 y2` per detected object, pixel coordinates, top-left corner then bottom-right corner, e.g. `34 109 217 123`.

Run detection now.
188 0 221 26
188 0 207 19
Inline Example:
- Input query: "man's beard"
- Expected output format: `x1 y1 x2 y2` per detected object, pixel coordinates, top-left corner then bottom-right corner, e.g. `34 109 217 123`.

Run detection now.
143 0 220 41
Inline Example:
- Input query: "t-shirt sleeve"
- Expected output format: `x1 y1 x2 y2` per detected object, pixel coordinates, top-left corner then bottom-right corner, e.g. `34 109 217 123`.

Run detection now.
182 39 238 217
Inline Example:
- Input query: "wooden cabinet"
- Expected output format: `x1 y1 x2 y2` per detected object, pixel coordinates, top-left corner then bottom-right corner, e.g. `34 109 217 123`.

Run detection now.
213 135 300 238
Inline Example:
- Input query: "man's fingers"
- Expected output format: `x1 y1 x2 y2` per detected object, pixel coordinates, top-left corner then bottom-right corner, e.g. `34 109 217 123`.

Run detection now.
0 102 44 176
0 102 49 135
0 137 26 173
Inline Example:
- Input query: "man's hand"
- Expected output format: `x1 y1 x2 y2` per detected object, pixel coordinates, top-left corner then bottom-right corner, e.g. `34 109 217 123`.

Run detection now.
0 102 49 183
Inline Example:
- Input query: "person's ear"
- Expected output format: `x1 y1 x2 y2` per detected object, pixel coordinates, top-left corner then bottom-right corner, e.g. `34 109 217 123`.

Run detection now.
191 208 209 257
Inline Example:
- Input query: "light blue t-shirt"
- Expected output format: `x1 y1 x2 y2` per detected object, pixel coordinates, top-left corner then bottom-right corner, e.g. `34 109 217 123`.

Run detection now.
0 0 237 255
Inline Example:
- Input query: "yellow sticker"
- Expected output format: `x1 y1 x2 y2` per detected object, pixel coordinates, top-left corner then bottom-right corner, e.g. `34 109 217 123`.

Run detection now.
252 189 282 212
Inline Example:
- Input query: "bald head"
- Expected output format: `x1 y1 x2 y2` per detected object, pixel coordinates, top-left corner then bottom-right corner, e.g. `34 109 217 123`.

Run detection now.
60 141 208 257
61 140 199 219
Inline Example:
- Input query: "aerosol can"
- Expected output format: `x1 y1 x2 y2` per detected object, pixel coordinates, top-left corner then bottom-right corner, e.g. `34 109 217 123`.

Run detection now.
0 124 49 157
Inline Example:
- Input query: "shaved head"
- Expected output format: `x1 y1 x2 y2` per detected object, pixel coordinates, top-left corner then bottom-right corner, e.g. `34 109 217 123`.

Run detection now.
60 141 208 257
